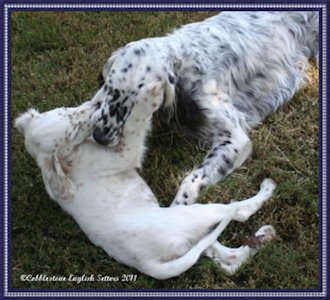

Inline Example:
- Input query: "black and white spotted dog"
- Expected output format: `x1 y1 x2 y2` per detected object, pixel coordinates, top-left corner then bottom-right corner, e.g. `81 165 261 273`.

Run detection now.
91 11 319 205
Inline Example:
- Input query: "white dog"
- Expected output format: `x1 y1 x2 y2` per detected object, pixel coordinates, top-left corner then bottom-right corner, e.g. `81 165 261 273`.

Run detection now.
15 88 276 279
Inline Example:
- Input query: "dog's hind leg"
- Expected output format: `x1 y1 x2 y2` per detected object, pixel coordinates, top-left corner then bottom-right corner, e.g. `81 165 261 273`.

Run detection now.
229 178 276 222
141 211 235 280
204 179 276 274
142 179 275 279
205 225 276 275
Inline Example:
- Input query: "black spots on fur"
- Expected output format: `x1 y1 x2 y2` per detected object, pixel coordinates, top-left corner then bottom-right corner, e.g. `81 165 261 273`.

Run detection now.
207 153 215 159
95 101 101 110
220 140 232 146
222 154 234 169
250 14 259 19
234 148 238 153
107 86 113 96
138 83 144 89
218 167 227 176
219 44 229 51
256 72 266 79
146 66 151 72
224 130 232 138
211 34 220 41
109 102 126 121
198 161 209 170
102 113 108 124
236 29 243 35
120 63 132 74
113 89 121 101
103 126 112 135
183 192 188 199
134 47 146 56
191 174 199 183
109 105 116 117
116 106 128 124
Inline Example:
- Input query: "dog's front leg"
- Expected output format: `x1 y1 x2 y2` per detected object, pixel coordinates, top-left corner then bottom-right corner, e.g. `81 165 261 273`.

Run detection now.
171 126 252 206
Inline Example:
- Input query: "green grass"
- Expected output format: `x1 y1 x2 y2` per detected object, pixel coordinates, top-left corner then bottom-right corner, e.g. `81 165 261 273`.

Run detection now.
11 11 319 289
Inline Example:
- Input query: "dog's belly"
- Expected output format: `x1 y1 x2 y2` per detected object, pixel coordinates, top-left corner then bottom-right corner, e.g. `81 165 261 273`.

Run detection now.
57 169 158 237
57 171 214 270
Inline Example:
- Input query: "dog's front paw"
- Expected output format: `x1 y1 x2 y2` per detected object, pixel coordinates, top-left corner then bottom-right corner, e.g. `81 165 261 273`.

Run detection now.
172 188 197 206
171 174 203 206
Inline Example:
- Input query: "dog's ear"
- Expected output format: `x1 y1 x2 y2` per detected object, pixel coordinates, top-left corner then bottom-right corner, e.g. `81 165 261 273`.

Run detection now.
14 109 39 135
39 153 76 202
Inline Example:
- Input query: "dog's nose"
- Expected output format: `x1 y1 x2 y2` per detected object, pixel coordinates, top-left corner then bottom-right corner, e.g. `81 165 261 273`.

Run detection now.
93 127 111 146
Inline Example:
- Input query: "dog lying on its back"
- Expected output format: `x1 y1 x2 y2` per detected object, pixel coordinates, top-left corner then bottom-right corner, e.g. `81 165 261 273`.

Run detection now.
15 86 276 279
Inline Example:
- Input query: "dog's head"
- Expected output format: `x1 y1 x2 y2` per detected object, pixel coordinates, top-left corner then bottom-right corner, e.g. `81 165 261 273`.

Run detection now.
91 42 176 146
15 102 95 201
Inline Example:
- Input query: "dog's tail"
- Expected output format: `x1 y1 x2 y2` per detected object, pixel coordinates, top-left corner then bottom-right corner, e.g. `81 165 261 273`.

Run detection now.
142 210 235 280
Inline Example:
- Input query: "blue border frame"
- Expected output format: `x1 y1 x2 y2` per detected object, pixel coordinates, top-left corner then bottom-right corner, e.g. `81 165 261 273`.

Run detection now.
2 1 328 299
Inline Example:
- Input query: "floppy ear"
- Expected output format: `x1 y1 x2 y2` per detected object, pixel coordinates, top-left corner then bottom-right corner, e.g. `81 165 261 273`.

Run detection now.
39 153 76 202
14 109 39 135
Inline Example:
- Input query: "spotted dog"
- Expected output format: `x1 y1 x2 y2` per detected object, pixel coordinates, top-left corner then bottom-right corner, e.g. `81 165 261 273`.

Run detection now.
91 11 318 205
16 92 276 279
